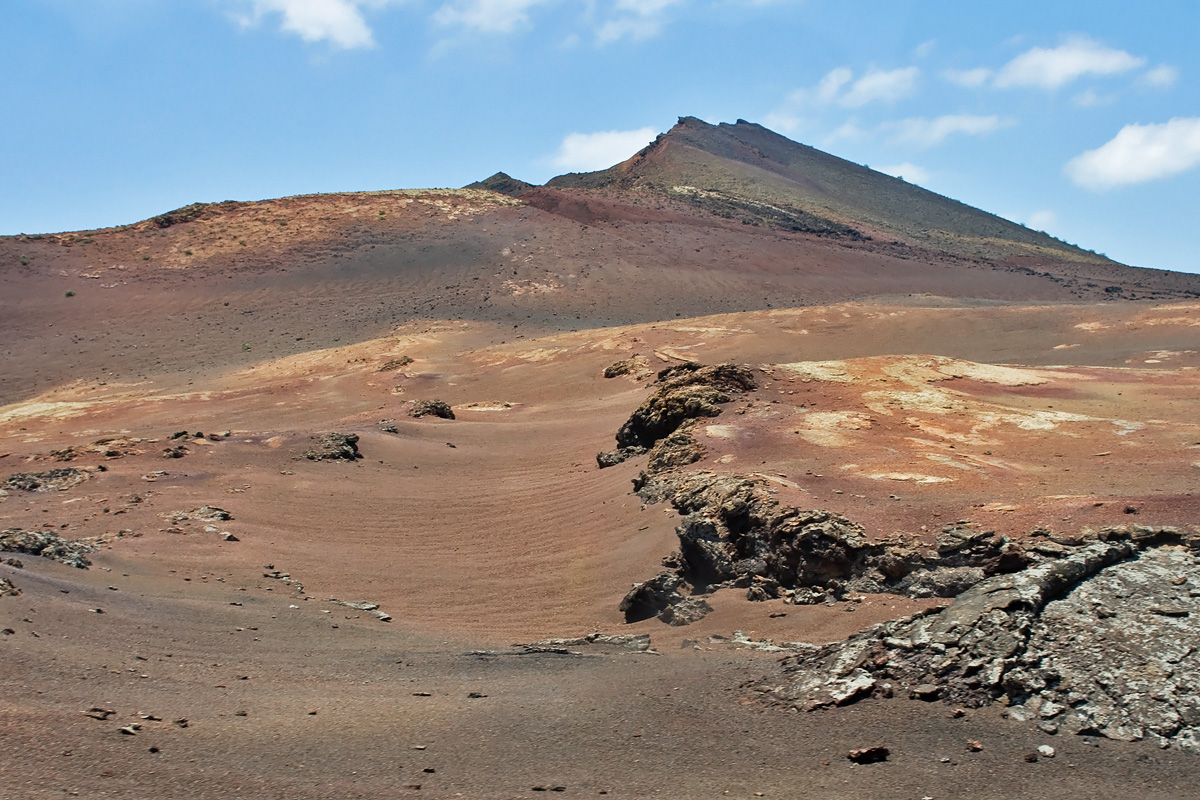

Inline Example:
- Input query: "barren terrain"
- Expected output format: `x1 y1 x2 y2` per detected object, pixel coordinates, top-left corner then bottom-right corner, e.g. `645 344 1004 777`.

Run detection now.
4 119 1200 798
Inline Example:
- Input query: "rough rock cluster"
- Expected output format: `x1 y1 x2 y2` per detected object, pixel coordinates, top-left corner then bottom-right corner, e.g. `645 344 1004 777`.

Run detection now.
303 433 362 461
409 400 455 420
748 528 1200 749
622 469 1033 625
597 362 756 469
0 528 95 569
2 468 88 493
601 356 651 380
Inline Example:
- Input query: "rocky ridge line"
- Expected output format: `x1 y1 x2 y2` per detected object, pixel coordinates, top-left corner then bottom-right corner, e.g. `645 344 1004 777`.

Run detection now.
597 361 756 470
621 468 1038 626
601 361 1040 626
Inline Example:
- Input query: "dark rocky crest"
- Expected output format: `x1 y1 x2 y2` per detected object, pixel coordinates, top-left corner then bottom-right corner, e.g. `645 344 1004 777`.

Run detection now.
597 362 756 469
464 172 534 198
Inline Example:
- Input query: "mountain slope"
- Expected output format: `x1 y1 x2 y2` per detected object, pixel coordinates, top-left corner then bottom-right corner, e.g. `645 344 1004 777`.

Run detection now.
5 115 1200 406
547 116 1106 263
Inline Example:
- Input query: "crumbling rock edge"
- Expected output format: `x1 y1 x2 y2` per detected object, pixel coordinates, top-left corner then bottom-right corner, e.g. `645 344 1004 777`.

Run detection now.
597 362 756 469
746 531 1200 750
0 528 96 569
620 469 1041 627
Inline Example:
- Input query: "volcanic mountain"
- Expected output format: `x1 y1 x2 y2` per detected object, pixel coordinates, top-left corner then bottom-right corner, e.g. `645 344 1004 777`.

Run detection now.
549 116 1083 257
4 117 1200 798
5 115 1200 408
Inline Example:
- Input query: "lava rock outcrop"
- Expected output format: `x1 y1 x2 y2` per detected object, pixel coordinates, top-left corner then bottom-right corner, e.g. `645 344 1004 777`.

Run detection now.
410 400 455 420
747 527 1200 749
2 468 87 493
597 362 756 469
303 433 362 461
0 529 95 569
621 469 1034 625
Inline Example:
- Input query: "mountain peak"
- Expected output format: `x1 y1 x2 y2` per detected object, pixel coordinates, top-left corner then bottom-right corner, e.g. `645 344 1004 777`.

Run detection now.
464 171 533 197
547 115 1111 264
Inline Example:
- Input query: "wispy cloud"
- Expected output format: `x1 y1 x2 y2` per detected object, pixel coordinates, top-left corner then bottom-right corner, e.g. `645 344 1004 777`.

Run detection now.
1071 88 1116 108
760 112 807 135
776 66 919 115
878 162 930 184
886 114 1013 148
942 67 992 88
824 119 866 142
1065 117 1200 190
1026 210 1058 231
551 127 658 172
995 35 1146 90
1140 64 1180 88
237 0 403 49
840 67 920 107
595 0 683 44
432 0 552 33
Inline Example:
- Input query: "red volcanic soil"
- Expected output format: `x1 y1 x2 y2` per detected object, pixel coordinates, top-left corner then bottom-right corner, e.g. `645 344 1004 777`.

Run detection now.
3 178 1200 796
5 185 1198 407
3 292 1200 796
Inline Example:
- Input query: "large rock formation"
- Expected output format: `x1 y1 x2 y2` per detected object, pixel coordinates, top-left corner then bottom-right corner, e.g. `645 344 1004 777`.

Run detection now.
747 527 1200 749
621 469 1034 625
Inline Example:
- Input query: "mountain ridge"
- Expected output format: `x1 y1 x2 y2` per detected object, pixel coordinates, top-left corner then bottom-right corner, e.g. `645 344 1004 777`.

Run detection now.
545 116 1109 265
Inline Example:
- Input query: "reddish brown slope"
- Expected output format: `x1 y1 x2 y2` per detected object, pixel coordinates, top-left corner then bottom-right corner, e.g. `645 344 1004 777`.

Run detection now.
5 184 1191 407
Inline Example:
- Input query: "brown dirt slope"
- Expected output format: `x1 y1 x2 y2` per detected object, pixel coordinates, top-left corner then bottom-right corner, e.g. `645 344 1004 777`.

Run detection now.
546 116 1200 290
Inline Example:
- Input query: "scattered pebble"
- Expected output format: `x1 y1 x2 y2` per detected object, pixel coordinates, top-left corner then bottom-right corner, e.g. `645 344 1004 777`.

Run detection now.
82 707 116 720
847 746 889 764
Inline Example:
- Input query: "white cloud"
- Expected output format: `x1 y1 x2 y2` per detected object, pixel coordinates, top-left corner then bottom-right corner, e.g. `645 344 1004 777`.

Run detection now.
840 67 920 107
1072 88 1115 108
943 67 992 88
551 127 658 172
760 112 806 135
776 66 918 113
596 0 683 44
240 0 402 48
886 114 1012 148
615 0 680 12
1027 210 1058 231
824 120 866 142
1140 64 1180 88
878 162 930 184
995 35 1145 90
815 67 853 103
595 17 661 43
432 0 551 33
1065 117 1200 190
914 39 935 59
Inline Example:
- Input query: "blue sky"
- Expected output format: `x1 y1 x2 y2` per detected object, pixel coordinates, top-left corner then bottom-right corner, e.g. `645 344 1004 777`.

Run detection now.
4 1 1199 273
